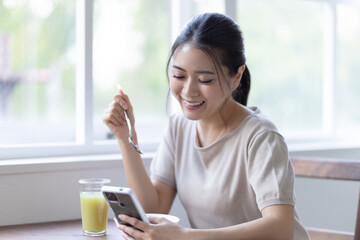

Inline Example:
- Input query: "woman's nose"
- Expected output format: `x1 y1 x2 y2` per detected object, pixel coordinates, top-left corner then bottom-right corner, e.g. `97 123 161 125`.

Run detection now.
182 77 199 97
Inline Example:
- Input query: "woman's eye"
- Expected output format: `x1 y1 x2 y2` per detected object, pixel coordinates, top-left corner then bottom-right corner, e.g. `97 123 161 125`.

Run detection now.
198 79 213 84
172 75 185 79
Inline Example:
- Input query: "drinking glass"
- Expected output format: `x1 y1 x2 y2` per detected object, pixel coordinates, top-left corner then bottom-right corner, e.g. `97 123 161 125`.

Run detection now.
79 178 111 236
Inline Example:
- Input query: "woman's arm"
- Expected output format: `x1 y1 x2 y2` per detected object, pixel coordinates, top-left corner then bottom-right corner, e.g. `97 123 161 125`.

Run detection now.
187 204 294 240
120 138 176 213
103 90 176 213
118 204 294 240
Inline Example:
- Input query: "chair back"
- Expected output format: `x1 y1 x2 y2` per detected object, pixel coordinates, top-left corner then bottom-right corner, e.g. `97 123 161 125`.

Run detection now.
291 156 360 240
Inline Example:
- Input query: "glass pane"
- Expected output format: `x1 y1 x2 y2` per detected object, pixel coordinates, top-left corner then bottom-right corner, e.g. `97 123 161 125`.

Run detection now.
93 0 169 142
237 0 324 137
0 0 76 145
336 3 360 140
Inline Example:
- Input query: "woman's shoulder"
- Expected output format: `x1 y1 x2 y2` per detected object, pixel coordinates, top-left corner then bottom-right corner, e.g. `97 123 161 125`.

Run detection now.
239 107 287 153
243 107 281 136
167 113 194 135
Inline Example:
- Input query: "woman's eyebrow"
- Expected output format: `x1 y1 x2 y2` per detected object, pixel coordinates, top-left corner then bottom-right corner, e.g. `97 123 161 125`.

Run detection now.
172 65 215 75
172 65 186 72
195 70 215 75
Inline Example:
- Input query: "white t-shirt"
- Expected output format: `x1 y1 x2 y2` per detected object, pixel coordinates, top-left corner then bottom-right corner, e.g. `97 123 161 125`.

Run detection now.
150 107 309 239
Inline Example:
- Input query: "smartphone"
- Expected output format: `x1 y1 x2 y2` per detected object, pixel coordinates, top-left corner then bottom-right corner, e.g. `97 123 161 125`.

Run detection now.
101 186 149 229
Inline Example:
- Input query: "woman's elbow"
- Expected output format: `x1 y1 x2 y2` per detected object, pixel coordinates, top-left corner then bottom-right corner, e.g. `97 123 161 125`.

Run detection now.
277 217 294 240
262 204 294 240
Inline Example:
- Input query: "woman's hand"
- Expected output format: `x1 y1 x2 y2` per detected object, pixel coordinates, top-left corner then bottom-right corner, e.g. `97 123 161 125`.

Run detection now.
103 89 135 141
118 215 188 240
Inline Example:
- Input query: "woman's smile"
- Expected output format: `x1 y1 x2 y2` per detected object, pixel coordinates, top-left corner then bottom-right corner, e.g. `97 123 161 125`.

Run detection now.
183 99 205 110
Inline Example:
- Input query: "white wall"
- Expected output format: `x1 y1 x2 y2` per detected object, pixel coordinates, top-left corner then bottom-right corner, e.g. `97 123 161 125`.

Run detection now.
0 154 190 228
1 148 359 232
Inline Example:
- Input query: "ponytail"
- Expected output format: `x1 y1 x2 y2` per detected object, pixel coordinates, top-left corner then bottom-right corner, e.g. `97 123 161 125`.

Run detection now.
232 65 251 106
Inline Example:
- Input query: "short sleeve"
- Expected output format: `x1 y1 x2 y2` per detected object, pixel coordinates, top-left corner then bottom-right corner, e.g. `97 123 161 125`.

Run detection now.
150 119 177 190
247 130 295 211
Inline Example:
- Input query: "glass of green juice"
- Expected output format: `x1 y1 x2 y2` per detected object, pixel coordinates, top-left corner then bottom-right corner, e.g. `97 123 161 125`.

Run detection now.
79 178 111 236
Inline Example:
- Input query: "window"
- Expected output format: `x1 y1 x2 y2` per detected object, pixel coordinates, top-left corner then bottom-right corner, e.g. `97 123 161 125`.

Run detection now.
92 0 169 143
236 0 360 144
0 0 76 145
1 0 359 160
0 0 170 159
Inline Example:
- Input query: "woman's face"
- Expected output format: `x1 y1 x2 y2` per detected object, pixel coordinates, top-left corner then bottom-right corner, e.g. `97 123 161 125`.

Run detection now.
169 44 233 121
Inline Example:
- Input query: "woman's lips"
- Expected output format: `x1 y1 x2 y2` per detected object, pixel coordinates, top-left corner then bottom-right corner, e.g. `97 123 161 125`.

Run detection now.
183 100 205 109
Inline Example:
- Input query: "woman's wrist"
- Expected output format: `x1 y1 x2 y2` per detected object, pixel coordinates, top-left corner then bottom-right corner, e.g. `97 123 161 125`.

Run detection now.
184 228 216 240
117 135 143 156
183 228 197 240
115 133 128 143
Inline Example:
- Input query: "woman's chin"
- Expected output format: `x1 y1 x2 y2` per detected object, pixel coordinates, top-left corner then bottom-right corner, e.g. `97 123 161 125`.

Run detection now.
182 110 200 121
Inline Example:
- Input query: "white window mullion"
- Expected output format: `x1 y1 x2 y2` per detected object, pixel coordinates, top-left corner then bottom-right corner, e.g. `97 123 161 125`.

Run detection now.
168 0 197 116
225 0 237 20
76 0 93 146
322 1 337 137
195 0 225 14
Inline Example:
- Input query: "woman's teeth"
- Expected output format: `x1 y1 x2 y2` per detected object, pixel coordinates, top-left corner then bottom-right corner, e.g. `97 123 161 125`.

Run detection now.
185 100 205 106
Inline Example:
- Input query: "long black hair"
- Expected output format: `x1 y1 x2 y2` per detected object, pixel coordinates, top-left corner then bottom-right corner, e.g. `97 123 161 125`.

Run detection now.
166 13 251 106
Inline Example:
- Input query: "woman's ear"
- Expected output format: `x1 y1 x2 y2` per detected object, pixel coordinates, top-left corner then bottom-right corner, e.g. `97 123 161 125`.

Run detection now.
232 65 246 91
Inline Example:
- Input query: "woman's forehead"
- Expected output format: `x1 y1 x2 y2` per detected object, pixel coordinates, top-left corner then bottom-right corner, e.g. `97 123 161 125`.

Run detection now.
172 44 215 71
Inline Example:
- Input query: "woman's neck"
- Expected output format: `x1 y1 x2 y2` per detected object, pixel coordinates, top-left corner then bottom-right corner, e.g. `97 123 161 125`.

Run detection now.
196 100 251 147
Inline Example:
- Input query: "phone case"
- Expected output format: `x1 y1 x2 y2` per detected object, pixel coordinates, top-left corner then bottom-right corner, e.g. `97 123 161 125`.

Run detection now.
101 186 149 229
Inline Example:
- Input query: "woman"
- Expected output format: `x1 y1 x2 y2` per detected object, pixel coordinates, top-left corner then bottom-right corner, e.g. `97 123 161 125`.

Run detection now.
103 13 309 240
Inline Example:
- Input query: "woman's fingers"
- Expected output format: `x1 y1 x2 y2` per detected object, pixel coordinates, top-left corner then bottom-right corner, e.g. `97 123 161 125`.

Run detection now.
121 231 135 240
103 101 125 126
118 90 132 110
118 90 135 123
113 92 135 124
120 215 148 231
102 89 137 141
110 101 126 124
118 225 142 240
114 94 128 111
117 215 148 239
148 216 167 224
117 214 185 240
